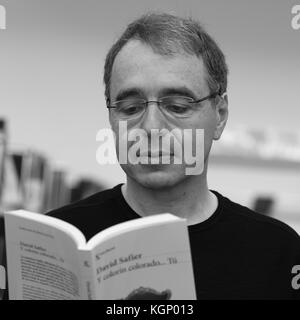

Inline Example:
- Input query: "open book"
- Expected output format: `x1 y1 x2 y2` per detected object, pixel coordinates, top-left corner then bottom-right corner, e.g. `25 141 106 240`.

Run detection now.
4 210 196 300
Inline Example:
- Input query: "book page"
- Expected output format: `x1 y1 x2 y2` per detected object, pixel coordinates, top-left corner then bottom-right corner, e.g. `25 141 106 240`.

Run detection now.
4 210 87 300
86 215 196 300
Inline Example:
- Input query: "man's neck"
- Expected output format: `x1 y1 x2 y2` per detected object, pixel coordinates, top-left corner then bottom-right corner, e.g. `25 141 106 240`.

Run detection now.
121 174 218 226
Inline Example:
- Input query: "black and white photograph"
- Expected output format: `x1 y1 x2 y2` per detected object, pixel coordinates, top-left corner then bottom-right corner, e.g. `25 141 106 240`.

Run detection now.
0 0 300 303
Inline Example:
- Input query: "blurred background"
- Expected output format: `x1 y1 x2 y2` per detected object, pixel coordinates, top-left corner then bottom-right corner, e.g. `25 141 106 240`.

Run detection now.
0 0 299 234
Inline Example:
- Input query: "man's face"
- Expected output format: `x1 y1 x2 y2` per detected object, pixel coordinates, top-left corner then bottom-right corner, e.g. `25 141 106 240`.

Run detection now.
109 40 226 189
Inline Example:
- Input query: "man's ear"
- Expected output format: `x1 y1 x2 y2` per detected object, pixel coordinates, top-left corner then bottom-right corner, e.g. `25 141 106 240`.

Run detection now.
213 93 228 140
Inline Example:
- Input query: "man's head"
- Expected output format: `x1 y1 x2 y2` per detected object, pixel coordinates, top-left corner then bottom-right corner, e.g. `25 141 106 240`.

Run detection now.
104 12 228 103
104 13 229 189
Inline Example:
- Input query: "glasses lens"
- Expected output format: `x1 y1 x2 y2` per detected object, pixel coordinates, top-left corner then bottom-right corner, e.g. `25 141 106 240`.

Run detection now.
160 97 195 118
114 100 145 119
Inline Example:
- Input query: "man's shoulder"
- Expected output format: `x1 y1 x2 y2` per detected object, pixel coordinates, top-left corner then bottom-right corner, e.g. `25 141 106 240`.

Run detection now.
47 184 122 219
217 191 300 244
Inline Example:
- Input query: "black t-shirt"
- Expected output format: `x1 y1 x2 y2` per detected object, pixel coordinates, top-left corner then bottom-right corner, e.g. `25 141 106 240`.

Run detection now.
46 184 300 300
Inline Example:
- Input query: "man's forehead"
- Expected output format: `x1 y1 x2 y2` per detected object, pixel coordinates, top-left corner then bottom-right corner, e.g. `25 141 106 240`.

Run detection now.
112 39 203 70
110 39 208 97
116 38 193 58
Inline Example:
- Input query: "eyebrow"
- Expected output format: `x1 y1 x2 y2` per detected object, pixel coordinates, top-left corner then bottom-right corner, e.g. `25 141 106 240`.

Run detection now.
115 88 144 101
159 87 198 99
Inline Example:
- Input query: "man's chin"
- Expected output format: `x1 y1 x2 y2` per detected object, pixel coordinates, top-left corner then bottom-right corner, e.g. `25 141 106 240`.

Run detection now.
128 170 185 190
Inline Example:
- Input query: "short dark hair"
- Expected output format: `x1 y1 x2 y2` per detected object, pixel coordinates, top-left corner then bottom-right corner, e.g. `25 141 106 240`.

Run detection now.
103 12 228 102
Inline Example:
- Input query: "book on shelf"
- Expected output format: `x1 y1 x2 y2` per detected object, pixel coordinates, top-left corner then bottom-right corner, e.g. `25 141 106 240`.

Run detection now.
21 151 48 213
1 153 23 212
0 119 7 210
4 210 196 300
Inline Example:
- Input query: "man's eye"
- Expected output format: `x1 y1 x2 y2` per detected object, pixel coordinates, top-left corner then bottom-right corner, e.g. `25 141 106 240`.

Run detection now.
120 104 143 115
165 104 189 114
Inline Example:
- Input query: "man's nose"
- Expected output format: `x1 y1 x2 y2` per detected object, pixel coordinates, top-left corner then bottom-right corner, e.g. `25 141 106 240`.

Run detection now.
139 102 167 133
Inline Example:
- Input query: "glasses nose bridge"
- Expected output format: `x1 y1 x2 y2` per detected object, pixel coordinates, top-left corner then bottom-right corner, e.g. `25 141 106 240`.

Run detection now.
143 99 164 116
144 99 161 109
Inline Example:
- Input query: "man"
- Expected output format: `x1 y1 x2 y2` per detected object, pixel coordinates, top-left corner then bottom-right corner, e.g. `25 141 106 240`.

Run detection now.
39 13 300 299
